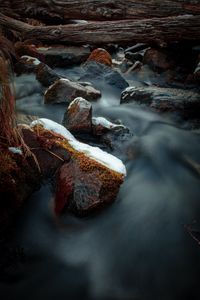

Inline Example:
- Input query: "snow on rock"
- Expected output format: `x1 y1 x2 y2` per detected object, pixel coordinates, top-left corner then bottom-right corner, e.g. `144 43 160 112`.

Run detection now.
92 117 125 129
30 118 126 176
8 147 23 155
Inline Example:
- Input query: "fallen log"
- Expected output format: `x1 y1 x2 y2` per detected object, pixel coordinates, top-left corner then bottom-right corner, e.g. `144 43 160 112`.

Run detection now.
0 0 200 22
0 13 200 46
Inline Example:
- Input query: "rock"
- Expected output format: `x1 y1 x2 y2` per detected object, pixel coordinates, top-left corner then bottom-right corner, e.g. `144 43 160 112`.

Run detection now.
81 61 129 90
121 86 200 119
36 63 62 87
101 126 132 150
44 78 101 104
91 116 131 149
30 118 126 216
55 158 123 216
125 43 149 54
92 117 125 136
63 97 92 134
36 45 91 68
143 48 175 72
14 55 41 75
20 125 71 178
87 48 112 67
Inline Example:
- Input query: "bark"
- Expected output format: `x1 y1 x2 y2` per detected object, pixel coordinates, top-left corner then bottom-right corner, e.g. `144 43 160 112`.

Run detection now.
0 0 200 22
0 13 200 46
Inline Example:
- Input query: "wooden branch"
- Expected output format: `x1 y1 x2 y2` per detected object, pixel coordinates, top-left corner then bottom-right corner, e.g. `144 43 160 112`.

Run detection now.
0 13 200 46
0 0 200 22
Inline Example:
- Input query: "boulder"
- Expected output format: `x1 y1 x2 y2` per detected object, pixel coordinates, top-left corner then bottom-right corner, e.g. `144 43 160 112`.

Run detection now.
63 97 92 134
121 86 200 119
81 61 129 90
30 118 126 216
44 78 101 104
100 126 132 150
92 117 131 150
55 157 123 216
36 45 91 68
92 116 126 136
87 48 112 67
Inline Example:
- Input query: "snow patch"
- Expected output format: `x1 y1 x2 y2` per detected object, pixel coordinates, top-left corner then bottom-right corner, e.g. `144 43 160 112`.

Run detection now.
123 86 136 93
68 97 91 110
30 118 126 175
92 117 125 129
8 147 23 155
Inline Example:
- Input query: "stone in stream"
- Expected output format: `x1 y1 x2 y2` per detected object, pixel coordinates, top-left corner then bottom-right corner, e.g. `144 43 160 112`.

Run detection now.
62 97 131 149
29 118 126 216
87 48 112 67
55 158 124 216
44 78 101 104
81 61 129 90
63 97 92 134
92 116 127 136
121 86 200 119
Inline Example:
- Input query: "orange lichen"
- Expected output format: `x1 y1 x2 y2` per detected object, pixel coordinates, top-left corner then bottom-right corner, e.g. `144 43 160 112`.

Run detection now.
87 48 112 67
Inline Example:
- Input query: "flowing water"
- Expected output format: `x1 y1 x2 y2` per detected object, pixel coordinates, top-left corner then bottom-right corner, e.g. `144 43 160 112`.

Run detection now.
1 65 200 300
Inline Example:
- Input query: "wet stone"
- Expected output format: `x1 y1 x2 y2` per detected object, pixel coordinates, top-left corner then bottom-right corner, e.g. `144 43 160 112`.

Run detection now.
81 61 129 90
121 86 200 119
62 97 92 134
44 78 101 104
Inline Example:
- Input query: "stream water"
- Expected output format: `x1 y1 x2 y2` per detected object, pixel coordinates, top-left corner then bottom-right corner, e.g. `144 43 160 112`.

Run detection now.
1 63 200 300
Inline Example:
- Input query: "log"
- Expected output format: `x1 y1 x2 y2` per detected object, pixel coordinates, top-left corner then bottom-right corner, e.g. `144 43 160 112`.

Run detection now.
0 13 200 46
0 0 200 22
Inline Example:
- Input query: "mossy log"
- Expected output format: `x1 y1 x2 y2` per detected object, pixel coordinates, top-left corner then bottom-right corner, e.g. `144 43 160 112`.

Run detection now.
0 13 200 46
0 0 200 22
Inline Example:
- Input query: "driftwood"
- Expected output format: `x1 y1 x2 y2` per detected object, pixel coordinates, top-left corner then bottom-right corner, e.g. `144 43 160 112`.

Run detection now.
0 0 200 22
0 13 200 46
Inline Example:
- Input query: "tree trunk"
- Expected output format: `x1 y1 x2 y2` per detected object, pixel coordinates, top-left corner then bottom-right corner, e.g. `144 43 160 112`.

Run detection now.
0 13 200 46
0 0 200 22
